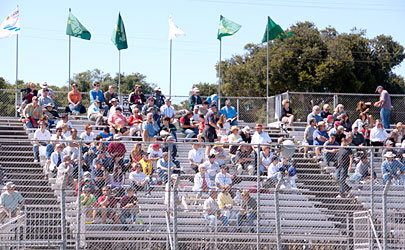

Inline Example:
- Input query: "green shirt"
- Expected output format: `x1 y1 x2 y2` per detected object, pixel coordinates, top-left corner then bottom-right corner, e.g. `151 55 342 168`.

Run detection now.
80 194 97 208
0 191 24 211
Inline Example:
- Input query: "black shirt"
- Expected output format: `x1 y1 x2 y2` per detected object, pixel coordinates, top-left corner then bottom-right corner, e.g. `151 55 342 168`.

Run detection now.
320 110 332 119
239 131 252 143
281 107 293 119
205 110 217 129
337 147 352 169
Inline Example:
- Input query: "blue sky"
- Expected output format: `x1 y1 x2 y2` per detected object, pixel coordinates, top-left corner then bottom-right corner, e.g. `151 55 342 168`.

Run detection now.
1 0 404 97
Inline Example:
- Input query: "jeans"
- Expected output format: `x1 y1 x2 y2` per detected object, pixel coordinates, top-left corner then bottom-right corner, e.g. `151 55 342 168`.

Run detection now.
33 142 47 160
45 144 55 159
383 173 405 185
237 213 255 227
380 108 391 129
68 104 85 115
350 173 363 183
26 121 34 128
120 212 136 224
158 171 168 183
336 167 350 196
184 129 196 139
131 181 151 193
323 152 337 164
204 214 226 227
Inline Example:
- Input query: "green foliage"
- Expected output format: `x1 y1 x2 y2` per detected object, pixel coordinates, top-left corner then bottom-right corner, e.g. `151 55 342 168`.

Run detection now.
191 82 218 97
218 21 405 96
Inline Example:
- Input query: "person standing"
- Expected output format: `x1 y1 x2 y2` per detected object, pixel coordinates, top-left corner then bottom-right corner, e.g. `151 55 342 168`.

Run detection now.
336 136 353 198
374 86 392 129
0 182 25 223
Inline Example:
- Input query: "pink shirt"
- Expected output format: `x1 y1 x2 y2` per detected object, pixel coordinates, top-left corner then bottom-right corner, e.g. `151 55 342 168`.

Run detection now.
108 113 127 127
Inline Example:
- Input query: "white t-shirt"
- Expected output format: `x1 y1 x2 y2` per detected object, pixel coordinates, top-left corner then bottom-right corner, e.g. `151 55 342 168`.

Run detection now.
56 120 73 129
80 131 96 142
33 129 51 141
147 148 163 159
251 132 272 145
201 160 220 178
188 148 205 164
57 163 72 180
215 172 232 187
129 171 148 183
268 163 279 176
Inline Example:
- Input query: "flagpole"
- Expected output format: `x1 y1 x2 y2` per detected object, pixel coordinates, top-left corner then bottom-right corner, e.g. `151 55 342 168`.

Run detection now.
15 34 19 117
118 50 121 103
169 39 172 99
218 39 222 109
68 34 71 91
266 17 270 126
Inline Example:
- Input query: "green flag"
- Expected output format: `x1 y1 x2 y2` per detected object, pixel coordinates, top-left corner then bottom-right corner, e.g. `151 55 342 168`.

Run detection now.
111 12 128 50
66 11 91 40
261 16 292 43
217 15 241 41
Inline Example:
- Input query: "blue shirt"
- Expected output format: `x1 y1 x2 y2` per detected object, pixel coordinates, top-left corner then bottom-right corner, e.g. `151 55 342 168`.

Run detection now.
220 106 237 119
98 132 113 147
142 121 160 137
381 159 405 177
288 166 296 177
89 89 105 104
0 191 24 211
307 112 323 123
313 130 329 145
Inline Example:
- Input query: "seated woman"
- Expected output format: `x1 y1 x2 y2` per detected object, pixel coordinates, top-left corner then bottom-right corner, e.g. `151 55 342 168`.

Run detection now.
228 126 242 155
192 165 212 205
356 101 373 128
217 114 230 143
352 112 369 131
340 113 352 132
333 104 346 121
303 118 316 158
280 99 294 126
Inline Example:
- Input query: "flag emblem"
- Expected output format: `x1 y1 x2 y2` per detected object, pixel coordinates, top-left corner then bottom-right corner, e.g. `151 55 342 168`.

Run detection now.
0 7 20 39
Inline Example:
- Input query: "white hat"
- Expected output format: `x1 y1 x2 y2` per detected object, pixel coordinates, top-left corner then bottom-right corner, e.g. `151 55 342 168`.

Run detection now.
154 87 162 91
242 126 251 133
384 151 396 158
40 82 48 88
192 87 200 92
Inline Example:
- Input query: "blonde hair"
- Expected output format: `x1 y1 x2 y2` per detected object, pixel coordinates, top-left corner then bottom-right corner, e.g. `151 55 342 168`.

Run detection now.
282 99 289 106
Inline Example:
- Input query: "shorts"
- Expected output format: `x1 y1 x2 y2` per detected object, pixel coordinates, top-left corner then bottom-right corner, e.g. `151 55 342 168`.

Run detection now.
203 127 217 143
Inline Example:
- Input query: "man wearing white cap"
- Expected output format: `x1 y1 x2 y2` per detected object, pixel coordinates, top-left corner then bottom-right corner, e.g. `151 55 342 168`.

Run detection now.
188 87 202 111
37 82 55 100
153 86 166 108
381 151 405 185
0 182 24 223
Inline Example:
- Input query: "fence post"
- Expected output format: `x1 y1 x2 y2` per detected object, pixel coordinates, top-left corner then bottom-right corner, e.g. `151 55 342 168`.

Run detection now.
76 141 83 250
370 147 375 249
167 144 172 250
15 89 18 117
61 172 69 250
382 179 391 250
333 94 338 110
275 177 283 250
256 144 261 250
236 99 240 123
170 143 178 250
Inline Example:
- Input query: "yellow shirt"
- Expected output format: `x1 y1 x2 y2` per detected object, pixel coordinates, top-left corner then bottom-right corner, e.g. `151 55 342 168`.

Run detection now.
217 192 233 210
139 158 153 177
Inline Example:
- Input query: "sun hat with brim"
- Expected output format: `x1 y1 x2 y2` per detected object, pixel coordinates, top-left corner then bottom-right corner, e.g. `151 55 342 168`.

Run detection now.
242 126 251 133
384 151 396 158
385 140 394 145
46 103 54 107
5 182 15 188
375 86 383 92
231 126 239 132
40 82 48 88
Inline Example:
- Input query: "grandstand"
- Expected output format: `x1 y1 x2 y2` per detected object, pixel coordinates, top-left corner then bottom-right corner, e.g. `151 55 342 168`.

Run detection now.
0 91 404 250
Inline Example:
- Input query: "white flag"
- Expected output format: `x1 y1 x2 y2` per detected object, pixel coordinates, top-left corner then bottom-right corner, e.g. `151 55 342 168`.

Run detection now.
0 7 20 39
168 15 185 40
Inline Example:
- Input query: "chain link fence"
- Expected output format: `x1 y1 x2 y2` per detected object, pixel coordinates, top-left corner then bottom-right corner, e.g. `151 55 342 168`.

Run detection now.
286 91 405 125
1 122 405 250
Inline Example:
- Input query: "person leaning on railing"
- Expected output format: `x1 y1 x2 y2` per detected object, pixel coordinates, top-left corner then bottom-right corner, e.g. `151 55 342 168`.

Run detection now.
0 182 24 224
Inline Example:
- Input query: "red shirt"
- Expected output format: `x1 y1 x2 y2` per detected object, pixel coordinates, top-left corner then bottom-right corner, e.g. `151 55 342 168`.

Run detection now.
198 121 205 133
360 128 370 139
128 114 143 126
98 195 117 208
107 142 127 156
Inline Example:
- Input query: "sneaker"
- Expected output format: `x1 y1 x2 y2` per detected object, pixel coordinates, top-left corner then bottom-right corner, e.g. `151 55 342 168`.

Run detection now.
34 159 39 163
146 193 151 197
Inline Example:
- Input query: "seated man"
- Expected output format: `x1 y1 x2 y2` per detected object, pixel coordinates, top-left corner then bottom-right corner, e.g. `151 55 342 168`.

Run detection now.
107 136 127 159
215 165 232 190
91 159 107 195
38 88 55 108
203 189 225 231
237 190 257 229
251 124 272 145
23 96 42 128
235 144 256 175
97 186 120 224
188 144 205 173
80 124 96 153
33 122 51 163
104 85 118 110
56 114 73 130
87 98 107 126
180 111 199 139
0 182 24 223
49 144 66 176
200 154 220 182
142 113 160 142
323 134 339 165
381 151 405 185
56 155 74 186
43 103 60 129
220 99 238 126
67 83 86 114
266 156 281 185
160 99 176 119
350 154 374 184
119 187 139 225
217 185 234 227
157 152 176 183
192 165 212 203
307 105 323 124
129 163 151 196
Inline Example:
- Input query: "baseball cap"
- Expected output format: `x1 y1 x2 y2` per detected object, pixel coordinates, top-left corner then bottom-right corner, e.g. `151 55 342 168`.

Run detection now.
375 85 383 92
5 182 15 188
326 115 333 120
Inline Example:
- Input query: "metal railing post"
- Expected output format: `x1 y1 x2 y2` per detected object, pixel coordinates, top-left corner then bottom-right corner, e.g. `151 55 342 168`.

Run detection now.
170 143 178 250
76 141 83 250
382 180 391 250
15 89 18 117
275 177 283 250
60 172 68 250
370 147 375 249
236 98 240 123
167 144 173 249
256 144 261 250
